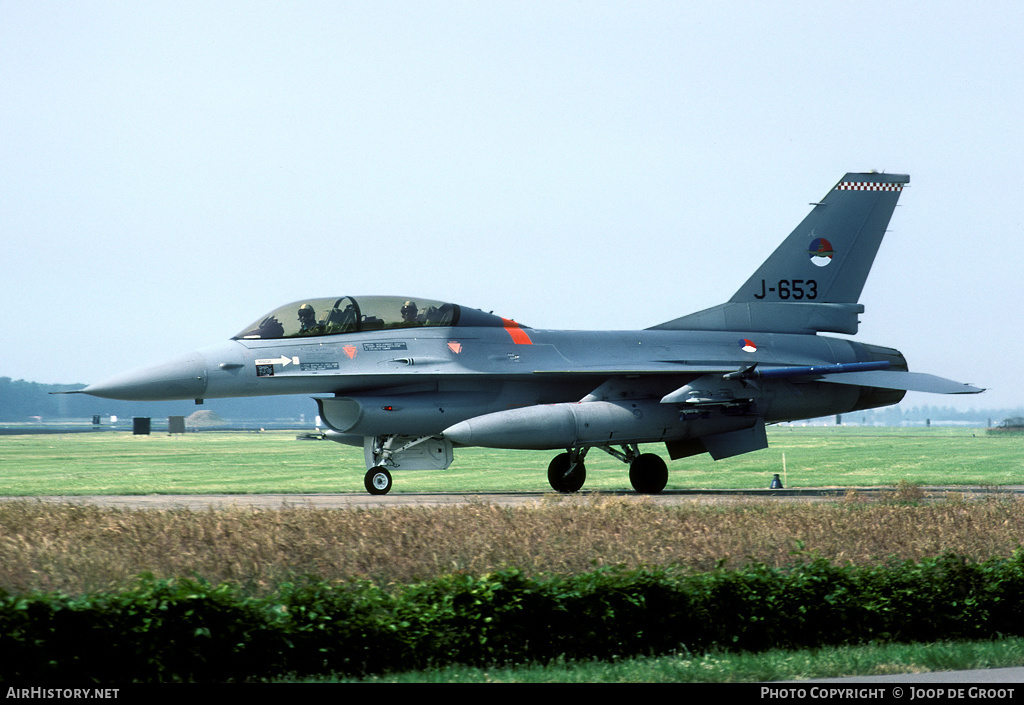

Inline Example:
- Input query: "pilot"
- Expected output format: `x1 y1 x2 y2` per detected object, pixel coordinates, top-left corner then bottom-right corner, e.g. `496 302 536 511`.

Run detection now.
297 304 324 335
400 300 421 325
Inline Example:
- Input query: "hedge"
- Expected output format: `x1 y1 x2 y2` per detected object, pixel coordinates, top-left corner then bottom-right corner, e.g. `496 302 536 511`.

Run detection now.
3 552 1023 682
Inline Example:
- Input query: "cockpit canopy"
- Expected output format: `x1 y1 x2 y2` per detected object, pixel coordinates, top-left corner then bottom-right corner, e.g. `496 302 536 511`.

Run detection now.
233 295 525 340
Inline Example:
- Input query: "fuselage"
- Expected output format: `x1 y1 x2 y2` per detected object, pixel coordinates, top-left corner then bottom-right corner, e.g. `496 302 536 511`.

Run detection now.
80 311 907 440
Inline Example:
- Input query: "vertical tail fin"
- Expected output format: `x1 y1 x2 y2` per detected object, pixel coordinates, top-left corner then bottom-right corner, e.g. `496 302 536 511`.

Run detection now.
652 172 909 335
731 172 908 305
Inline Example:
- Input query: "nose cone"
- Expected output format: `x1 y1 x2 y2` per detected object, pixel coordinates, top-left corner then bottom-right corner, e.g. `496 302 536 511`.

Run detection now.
81 351 209 401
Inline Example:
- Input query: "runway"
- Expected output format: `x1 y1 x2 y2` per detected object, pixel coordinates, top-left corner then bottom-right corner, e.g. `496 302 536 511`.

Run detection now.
3 486 1022 510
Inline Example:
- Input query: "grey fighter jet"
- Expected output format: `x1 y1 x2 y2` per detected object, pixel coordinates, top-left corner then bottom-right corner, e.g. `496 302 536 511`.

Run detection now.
76 172 982 495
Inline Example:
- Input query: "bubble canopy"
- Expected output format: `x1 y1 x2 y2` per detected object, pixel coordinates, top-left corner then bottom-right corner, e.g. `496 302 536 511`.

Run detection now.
233 296 525 340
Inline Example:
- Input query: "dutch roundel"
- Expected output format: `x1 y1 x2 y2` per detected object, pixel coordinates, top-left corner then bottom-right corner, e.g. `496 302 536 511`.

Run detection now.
740 338 757 353
808 238 835 267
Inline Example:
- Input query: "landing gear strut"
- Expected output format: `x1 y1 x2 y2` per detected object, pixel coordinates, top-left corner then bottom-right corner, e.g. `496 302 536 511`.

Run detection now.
547 448 588 493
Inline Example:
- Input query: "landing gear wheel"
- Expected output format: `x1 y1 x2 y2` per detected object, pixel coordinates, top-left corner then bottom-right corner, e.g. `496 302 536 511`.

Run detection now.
364 466 393 495
548 452 586 493
629 453 668 494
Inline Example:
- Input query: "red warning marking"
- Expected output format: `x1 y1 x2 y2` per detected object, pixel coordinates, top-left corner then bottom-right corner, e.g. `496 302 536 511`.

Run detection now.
501 318 533 345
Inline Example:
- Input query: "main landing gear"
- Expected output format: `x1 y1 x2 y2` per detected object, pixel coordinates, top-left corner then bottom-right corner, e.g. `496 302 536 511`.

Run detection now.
546 445 669 495
547 449 587 493
628 453 669 494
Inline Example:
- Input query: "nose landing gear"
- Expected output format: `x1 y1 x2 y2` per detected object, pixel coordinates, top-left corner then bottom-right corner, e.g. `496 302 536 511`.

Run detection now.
365 466 393 495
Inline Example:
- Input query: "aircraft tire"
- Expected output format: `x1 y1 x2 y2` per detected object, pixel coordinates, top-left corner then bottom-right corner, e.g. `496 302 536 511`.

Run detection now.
547 453 586 493
629 453 668 494
365 466 393 495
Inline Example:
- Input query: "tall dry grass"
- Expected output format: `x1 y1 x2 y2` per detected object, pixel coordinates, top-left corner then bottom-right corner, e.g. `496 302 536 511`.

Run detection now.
2 494 1022 596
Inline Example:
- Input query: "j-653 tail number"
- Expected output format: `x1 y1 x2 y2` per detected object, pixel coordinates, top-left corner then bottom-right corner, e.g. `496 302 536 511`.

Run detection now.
753 279 818 300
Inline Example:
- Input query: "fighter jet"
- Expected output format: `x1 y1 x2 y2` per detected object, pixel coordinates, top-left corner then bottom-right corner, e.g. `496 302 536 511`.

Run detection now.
75 172 982 495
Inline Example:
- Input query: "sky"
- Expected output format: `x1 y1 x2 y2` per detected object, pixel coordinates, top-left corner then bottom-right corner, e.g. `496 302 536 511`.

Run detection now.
3 1 1021 411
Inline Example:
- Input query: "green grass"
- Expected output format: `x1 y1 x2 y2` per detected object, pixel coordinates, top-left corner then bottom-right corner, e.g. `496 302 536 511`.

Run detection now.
0 426 1019 495
339 638 1024 683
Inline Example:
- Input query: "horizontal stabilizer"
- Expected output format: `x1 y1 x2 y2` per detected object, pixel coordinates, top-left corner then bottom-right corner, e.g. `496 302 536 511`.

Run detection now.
820 370 984 395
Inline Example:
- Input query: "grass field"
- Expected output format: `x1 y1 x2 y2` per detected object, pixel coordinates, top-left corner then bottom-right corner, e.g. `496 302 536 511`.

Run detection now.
0 425 1020 495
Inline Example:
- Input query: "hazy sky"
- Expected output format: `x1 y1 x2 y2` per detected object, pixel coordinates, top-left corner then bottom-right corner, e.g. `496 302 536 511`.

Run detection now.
3 1 1021 411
